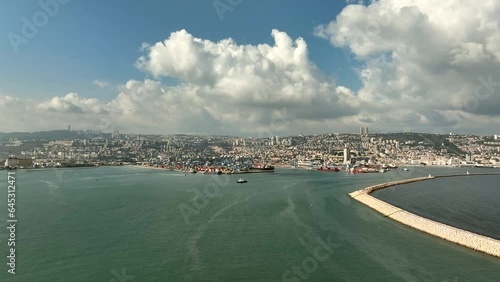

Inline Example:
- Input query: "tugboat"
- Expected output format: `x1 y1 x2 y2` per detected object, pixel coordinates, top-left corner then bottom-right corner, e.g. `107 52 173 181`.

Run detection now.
237 178 247 183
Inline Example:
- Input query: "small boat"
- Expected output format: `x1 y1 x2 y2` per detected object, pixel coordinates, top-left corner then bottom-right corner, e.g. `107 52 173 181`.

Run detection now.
402 168 409 171
237 178 247 183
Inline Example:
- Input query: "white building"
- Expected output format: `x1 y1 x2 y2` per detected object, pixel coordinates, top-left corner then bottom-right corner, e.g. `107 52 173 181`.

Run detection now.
447 157 461 166
4 157 33 168
465 153 473 163
343 145 351 164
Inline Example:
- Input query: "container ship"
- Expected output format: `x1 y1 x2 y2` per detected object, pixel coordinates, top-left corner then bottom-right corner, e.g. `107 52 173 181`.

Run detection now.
249 164 275 172
474 164 495 168
317 167 341 172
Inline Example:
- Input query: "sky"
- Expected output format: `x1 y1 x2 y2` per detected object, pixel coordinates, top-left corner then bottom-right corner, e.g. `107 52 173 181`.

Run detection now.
1 0 500 136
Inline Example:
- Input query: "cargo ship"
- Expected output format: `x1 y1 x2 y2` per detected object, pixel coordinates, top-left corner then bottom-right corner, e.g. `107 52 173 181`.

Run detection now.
203 168 222 175
474 164 495 168
249 164 275 172
317 167 341 172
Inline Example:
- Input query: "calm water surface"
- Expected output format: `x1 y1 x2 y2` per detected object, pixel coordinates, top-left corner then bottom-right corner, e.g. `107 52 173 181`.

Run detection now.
0 166 499 281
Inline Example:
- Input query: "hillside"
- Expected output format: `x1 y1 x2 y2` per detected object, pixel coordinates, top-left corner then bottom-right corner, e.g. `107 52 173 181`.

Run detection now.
0 130 110 141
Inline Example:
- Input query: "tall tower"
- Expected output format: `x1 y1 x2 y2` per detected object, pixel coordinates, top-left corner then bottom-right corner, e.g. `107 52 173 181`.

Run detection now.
68 125 71 131
360 127 368 136
343 145 351 164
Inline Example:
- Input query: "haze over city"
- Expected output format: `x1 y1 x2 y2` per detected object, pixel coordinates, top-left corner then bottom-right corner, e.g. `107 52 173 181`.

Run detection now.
1 0 500 135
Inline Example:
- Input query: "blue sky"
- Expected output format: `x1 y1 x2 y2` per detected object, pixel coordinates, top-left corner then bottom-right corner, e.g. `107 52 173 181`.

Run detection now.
0 0 359 101
1 0 499 135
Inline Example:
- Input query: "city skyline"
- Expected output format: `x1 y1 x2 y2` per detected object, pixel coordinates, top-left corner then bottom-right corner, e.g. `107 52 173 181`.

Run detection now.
0 126 499 138
2 127 499 169
1 1 500 135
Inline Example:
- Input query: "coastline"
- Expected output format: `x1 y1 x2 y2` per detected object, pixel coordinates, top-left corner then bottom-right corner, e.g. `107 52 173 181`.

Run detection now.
126 164 173 171
348 173 500 258
126 164 276 174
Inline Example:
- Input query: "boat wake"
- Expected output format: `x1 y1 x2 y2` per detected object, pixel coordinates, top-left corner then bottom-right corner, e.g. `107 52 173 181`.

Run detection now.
187 193 256 272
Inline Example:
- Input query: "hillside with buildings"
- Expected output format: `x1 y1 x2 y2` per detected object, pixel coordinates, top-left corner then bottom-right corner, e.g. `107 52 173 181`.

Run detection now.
1 129 499 169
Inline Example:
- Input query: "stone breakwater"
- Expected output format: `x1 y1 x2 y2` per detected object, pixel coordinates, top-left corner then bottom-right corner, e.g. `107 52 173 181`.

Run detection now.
348 173 500 258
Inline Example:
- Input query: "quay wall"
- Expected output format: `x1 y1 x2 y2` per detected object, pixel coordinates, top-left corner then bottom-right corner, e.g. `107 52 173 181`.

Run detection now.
348 173 500 258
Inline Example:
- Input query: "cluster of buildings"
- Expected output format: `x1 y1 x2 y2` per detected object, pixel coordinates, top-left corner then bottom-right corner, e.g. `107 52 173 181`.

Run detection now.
1 128 499 169
3 157 33 168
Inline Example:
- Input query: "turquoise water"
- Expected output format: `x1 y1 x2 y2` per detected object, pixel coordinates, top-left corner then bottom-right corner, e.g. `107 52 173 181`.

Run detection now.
0 166 499 281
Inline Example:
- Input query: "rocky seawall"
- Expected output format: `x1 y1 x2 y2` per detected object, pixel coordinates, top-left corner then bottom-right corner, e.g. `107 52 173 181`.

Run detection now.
348 173 500 258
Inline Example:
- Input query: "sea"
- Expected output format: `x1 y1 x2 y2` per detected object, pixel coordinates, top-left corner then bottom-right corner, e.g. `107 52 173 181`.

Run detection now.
0 166 499 281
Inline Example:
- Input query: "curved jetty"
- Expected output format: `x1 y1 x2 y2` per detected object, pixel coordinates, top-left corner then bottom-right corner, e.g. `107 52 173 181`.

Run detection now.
348 173 500 258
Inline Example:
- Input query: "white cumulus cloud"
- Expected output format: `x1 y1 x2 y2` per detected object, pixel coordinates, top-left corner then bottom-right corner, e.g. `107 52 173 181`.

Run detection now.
93 80 111 88
315 0 500 133
1 30 357 135
131 29 357 134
